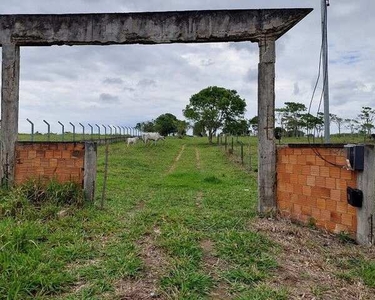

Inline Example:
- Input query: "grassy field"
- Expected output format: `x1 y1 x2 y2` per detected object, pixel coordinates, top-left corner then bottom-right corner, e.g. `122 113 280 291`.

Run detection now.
1 137 375 299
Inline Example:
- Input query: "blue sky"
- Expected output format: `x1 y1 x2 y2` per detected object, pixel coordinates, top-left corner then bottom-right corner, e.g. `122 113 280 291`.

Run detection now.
0 0 374 134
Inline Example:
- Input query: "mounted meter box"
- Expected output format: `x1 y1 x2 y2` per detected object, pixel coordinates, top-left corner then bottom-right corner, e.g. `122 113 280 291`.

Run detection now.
344 145 364 171
347 187 363 208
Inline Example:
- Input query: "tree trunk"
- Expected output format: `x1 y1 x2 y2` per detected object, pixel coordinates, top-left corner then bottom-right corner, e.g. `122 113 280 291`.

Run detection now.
208 131 213 144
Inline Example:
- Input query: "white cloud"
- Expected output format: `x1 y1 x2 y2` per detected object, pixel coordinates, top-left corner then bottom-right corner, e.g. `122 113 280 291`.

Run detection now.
0 0 373 134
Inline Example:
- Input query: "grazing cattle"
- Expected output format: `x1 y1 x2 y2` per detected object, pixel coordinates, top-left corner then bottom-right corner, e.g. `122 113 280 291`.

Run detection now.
142 132 165 144
127 137 139 146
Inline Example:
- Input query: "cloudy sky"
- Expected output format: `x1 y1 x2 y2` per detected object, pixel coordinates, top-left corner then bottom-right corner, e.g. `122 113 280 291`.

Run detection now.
1 0 374 134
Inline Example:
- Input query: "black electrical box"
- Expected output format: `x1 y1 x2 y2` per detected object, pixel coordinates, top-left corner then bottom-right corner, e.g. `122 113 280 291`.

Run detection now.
345 145 364 171
347 187 363 208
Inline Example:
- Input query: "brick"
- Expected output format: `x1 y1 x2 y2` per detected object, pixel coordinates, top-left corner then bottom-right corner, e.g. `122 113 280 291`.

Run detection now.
315 157 325 166
28 150 37 159
341 169 353 180
293 184 303 195
306 155 316 165
326 199 337 212
321 209 331 221
285 148 294 155
45 150 54 159
302 186 312 196
325 177 336 189
316 198 326 210
291 194 299 203
62 151 72 159
53 151 62 158
306 197 317 207
293 204 302 215
301 206 311 215
290 173 298 183
336 155 347 165
278 173 290 183
347 205 357 215
315 187 330 198
330 167 341 179
316 176 326 187
281 155 289 164
294 149 302 155
335 224 349 234
320 166 330 177
289 155 297 165
306 175 316 186
297 155 306 165
311 166 320 176
330 189 341 201
337 202 348 213
298 175 307 185
302 166 311 175
336 179 347 190
311 208 321 219
324 155 336 166
292 164 303 175
285 164 293 174
330 212 342 223
341 213 353 227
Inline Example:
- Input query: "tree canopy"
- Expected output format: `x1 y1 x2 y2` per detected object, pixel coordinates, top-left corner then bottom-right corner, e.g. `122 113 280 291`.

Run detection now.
183 86 246 143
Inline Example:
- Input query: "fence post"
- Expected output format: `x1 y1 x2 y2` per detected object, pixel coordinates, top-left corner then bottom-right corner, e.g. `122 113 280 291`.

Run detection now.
95 124 101 142
88 124 94 140
58 121 64 141
84 141 97 201
26 118 34 142
43 120 51 141
69 122 75 142
102 125 107 141
79 122 85 141
231 136 234 151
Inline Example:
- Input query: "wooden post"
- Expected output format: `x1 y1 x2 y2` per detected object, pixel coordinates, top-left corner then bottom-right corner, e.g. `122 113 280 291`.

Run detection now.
1 44 20 187
257 38 276 214
84 142 97 201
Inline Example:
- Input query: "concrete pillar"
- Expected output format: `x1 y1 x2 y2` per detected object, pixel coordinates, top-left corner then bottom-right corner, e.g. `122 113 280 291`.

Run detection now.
356 145 375 245
84 142 97 201
257 38 276 214
1 44 20 187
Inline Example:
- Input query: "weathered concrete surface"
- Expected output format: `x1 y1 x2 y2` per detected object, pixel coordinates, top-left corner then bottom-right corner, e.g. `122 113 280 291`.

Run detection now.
258 38 276 214
84 142 97 201
0 9 312 46
0 44 20 186
356 145 375 245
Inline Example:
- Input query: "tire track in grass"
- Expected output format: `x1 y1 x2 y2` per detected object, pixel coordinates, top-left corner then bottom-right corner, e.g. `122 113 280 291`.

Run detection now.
195 147 201 170
167 144 186 174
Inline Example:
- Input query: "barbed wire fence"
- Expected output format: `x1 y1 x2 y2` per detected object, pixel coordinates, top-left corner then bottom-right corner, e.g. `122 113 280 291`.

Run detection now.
20 119 143 144
217 134 258 172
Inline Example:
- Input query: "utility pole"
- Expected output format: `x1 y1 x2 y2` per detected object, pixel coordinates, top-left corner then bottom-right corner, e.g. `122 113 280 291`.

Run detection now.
322 0 330 143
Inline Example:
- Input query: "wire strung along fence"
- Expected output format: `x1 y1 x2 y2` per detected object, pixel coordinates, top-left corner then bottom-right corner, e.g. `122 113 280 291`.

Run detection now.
217 134 258 172
19 119 143 144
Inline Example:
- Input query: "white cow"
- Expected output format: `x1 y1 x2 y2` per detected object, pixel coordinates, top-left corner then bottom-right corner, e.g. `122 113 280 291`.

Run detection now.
127 137 139 146
142 132 165 144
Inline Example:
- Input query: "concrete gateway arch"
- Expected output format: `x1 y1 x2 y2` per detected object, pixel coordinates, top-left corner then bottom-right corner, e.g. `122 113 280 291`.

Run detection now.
0 8 312 212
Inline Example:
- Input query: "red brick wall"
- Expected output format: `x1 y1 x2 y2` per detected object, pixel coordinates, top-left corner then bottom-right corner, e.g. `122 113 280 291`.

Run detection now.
277 146 357 234
15 142 84 185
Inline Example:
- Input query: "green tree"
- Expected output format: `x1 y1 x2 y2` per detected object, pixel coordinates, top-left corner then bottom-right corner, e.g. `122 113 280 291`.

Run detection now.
223 119 249 135
154 113 178 136
357 106 375 137
175 120 189 138
277 102 307 137
301 113 324 141
330 113 344 136
136 120 155 132
183 86 246 143
193 121 206 137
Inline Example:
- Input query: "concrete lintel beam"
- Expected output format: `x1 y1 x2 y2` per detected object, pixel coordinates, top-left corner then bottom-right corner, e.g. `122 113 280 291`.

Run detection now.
0 9 312 46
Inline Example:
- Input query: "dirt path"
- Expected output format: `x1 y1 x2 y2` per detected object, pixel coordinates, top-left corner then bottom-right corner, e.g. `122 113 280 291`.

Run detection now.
195 147 201 170
167 144 185 174
116 228 168 300
252 217 375 300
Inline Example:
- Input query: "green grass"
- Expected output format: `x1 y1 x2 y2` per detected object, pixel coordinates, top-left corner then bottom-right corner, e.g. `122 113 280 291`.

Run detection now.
1 136 374 299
